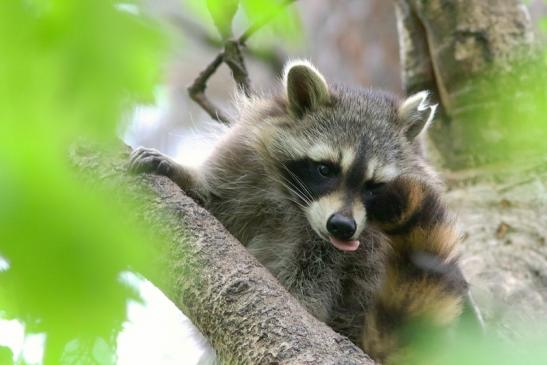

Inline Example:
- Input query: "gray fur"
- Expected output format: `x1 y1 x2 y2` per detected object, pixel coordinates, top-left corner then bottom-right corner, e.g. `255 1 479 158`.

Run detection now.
398 90 438 140
129 62 440 344
284 60 330 117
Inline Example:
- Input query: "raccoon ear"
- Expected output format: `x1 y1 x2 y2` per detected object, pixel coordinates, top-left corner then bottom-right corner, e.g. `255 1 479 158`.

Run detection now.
398 91 438 140
283 60 330 117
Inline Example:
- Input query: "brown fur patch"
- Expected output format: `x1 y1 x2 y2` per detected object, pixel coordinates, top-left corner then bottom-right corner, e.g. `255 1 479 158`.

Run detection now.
391 223 459 259
379 269 463 325
362 315 398 363
362 243 464 363
400 181 425 224
379 179 424 232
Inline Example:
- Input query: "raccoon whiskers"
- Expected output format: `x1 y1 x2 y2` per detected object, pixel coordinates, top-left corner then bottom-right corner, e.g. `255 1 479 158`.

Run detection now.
260 167 313 208
223 171 310 213
269 175 311 209
279 163 315 204
282 176 313 206
255 183 308 213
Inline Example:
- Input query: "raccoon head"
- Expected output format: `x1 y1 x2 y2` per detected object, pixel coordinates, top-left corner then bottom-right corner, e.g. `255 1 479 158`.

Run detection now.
261 60 437 252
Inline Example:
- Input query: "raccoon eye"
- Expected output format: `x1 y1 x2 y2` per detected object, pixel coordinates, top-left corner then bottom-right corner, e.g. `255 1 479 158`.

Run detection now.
317 163 336 177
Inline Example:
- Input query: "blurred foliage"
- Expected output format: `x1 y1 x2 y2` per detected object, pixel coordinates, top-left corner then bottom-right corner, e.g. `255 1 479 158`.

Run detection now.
0 0 166 364
186 0 302 45
206 0 239 39
0 346 15 365
452 56 547 165
541 17 547 36
401 320 547 365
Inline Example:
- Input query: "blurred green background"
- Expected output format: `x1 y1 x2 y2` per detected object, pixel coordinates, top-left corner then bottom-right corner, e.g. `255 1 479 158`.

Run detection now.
0 1 166 364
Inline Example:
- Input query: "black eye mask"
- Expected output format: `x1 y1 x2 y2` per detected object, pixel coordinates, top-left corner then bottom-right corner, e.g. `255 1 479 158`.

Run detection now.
282 159 341 201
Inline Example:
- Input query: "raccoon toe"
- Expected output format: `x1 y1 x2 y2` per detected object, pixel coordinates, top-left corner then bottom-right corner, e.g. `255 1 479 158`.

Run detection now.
128 147 174 177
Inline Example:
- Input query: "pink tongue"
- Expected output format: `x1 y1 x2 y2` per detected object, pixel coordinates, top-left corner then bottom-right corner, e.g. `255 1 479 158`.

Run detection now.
329 237 360 252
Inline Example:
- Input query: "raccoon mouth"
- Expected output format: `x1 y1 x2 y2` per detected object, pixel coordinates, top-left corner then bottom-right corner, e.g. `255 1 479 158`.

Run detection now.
329 237 360 252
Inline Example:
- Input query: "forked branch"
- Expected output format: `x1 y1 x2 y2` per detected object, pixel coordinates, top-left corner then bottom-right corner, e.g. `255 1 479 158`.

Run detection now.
187 0 298 124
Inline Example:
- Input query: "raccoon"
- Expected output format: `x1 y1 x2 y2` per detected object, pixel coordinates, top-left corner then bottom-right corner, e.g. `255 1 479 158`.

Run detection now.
129 60 472 363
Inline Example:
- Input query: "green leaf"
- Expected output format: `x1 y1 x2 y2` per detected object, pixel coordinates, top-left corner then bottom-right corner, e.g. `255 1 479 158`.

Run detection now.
0 1 168 364
241 0 302 42
540 18 547 34
185 0 301 43
206 0 239 39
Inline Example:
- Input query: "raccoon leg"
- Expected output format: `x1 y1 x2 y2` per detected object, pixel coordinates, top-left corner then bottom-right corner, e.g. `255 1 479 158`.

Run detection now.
362 177 468 363
129 147 204 199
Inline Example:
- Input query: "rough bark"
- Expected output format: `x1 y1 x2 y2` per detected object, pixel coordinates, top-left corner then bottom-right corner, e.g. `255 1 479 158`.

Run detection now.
395 0 537 168
395 0 547 339
445 159 547 339
69 143 375 365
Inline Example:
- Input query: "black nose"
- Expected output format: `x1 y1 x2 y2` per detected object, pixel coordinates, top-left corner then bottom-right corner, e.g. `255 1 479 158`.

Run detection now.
326 213 356 240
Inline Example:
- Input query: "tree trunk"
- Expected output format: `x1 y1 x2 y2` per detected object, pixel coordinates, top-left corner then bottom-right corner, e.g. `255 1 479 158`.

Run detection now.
69 143 375 365
395 0 537 168
395 0 547 338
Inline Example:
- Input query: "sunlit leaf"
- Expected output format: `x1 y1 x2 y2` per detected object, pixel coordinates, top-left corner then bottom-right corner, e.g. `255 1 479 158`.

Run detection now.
206 0 239 39
0 1 167 364
240 0 301 43
185 0 301 43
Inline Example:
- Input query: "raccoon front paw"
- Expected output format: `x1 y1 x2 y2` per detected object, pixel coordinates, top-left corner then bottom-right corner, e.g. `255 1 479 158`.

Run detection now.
366 177 443 233
128 147 176 177
367 176 458 263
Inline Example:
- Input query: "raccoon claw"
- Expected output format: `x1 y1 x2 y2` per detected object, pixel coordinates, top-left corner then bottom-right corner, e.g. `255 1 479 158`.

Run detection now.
128 147 175 177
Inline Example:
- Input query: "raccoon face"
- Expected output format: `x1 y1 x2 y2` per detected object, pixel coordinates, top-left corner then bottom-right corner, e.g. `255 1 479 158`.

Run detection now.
264 60 436 252
280 144 398 252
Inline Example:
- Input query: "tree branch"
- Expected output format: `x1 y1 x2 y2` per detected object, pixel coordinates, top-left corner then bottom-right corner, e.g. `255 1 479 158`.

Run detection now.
224 40 252 96
187 53 231 125
169 14 286 74
70 142 375 364
187 0 298 124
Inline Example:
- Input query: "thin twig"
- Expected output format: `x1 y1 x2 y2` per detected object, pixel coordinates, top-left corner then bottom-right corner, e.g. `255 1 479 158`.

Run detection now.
187 53 231 125
224 40 252 96
186 0 298 124
169 14 286 73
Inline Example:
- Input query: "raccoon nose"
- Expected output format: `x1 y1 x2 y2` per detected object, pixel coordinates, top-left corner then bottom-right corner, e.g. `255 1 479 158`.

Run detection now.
326 213 356 240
